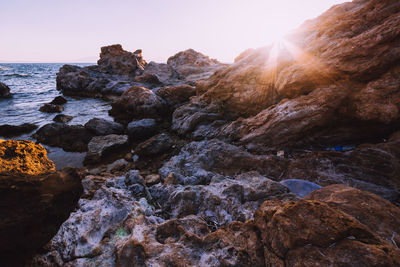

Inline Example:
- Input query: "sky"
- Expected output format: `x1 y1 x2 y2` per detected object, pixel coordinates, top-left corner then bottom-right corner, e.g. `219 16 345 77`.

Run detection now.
0 0 347 63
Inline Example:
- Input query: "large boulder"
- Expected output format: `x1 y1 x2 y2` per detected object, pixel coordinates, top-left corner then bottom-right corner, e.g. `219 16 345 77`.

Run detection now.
174 0 400 150
32 123 94 152
134 133 174 156
0 123 38 137
156 84 196 110
84 134 129 164
126 118 157 140
0 82 11 98
0 140 82 266
97 45 146 76
109 86 166 123
84 118 124 136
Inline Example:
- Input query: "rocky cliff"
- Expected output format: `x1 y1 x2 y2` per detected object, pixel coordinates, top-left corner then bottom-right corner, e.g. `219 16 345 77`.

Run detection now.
25 0 400 266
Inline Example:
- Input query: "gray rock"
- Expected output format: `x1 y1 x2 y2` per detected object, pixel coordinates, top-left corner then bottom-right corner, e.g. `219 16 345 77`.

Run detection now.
280 179 322 198
127 118 157 140
84 134 128 164
106 159 128 172
135 133 174 156
84 118 124 136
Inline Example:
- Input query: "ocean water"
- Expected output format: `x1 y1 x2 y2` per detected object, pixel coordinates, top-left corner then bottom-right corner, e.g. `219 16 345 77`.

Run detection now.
0 63 113 169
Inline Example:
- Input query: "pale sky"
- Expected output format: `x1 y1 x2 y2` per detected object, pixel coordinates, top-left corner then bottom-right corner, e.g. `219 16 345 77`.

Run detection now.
0 0 347 63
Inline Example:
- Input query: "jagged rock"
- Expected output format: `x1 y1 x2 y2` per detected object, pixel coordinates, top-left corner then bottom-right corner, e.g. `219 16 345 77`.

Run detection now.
156 84 196 109
0 142 82 266
98 44 146 76
84 118 124 136
0 82 11 98
50 96 67 105
134 73 162 85
159 139 281 185
32 123 93 152
31 174 158 266
0 123 38 137
134 133 174 156
109 86 166 123
254 185 400 266
142 61 174 84
39 103 64 113
280 179 322 198
126 118 157 140
84 134 128 164
0 139 55 175
166 49 226 83
53 114 73 123
176 0 400 149
150 171 296 225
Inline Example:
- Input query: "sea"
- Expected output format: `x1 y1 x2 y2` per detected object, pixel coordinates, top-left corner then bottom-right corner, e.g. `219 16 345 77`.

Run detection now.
0 63 113 169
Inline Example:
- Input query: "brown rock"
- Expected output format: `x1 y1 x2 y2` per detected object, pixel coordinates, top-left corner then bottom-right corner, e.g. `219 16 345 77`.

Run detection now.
0 82 11 98
98 44 146 76
0 123 38 137
39 103 64 113
144 174 161 186
156 84 196 109
109 86 166 123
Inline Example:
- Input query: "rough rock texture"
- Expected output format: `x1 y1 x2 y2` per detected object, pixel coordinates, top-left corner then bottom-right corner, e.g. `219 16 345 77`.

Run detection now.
126 118 157 140
56 46 225 98
0 123 38 137
84 118 124 136
156 84 196 110
39 103 64 113
134 133 174 156
0 143 83 266
0 81 11 98
84 134 128 164
0 139 55 175
173 0 400 150
109 86 166 123
32 123 93 152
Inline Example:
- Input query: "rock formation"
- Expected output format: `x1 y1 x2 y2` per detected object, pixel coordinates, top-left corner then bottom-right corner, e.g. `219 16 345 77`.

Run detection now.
0 140 82 266
24 0 400 266
0 123 38 137
0 82 11 98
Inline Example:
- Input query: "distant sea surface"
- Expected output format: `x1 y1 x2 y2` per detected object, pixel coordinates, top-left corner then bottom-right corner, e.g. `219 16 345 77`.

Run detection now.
0 63 113 169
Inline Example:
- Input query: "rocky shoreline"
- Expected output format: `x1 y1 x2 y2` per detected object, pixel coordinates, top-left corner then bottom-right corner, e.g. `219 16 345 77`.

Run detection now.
1 0 400 266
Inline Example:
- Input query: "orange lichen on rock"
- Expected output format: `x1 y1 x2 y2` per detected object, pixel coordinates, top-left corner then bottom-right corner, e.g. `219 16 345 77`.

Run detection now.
0 139 55 175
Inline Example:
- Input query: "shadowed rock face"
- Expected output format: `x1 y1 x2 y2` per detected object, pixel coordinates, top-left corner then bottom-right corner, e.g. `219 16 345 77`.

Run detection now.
0 82 11 98
0 140 83 266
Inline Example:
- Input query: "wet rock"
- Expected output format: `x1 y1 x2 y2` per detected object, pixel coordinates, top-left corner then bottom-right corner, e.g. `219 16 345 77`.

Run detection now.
84 118 124 136
126 118 157 140
0 82 11 98
39 103 64 113
52 114 73 123
0 139 55 175
134 133 173 156
84 134 128 164
156 84 196 109
150 171 296 225
280 179 322 198
0 142 82 266
32 123 93 152
109 86 166 123
0 123 38 137
50 96 67 105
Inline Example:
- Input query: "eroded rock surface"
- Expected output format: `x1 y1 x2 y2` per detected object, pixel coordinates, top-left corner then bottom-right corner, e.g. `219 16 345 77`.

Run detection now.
0 141 82 266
